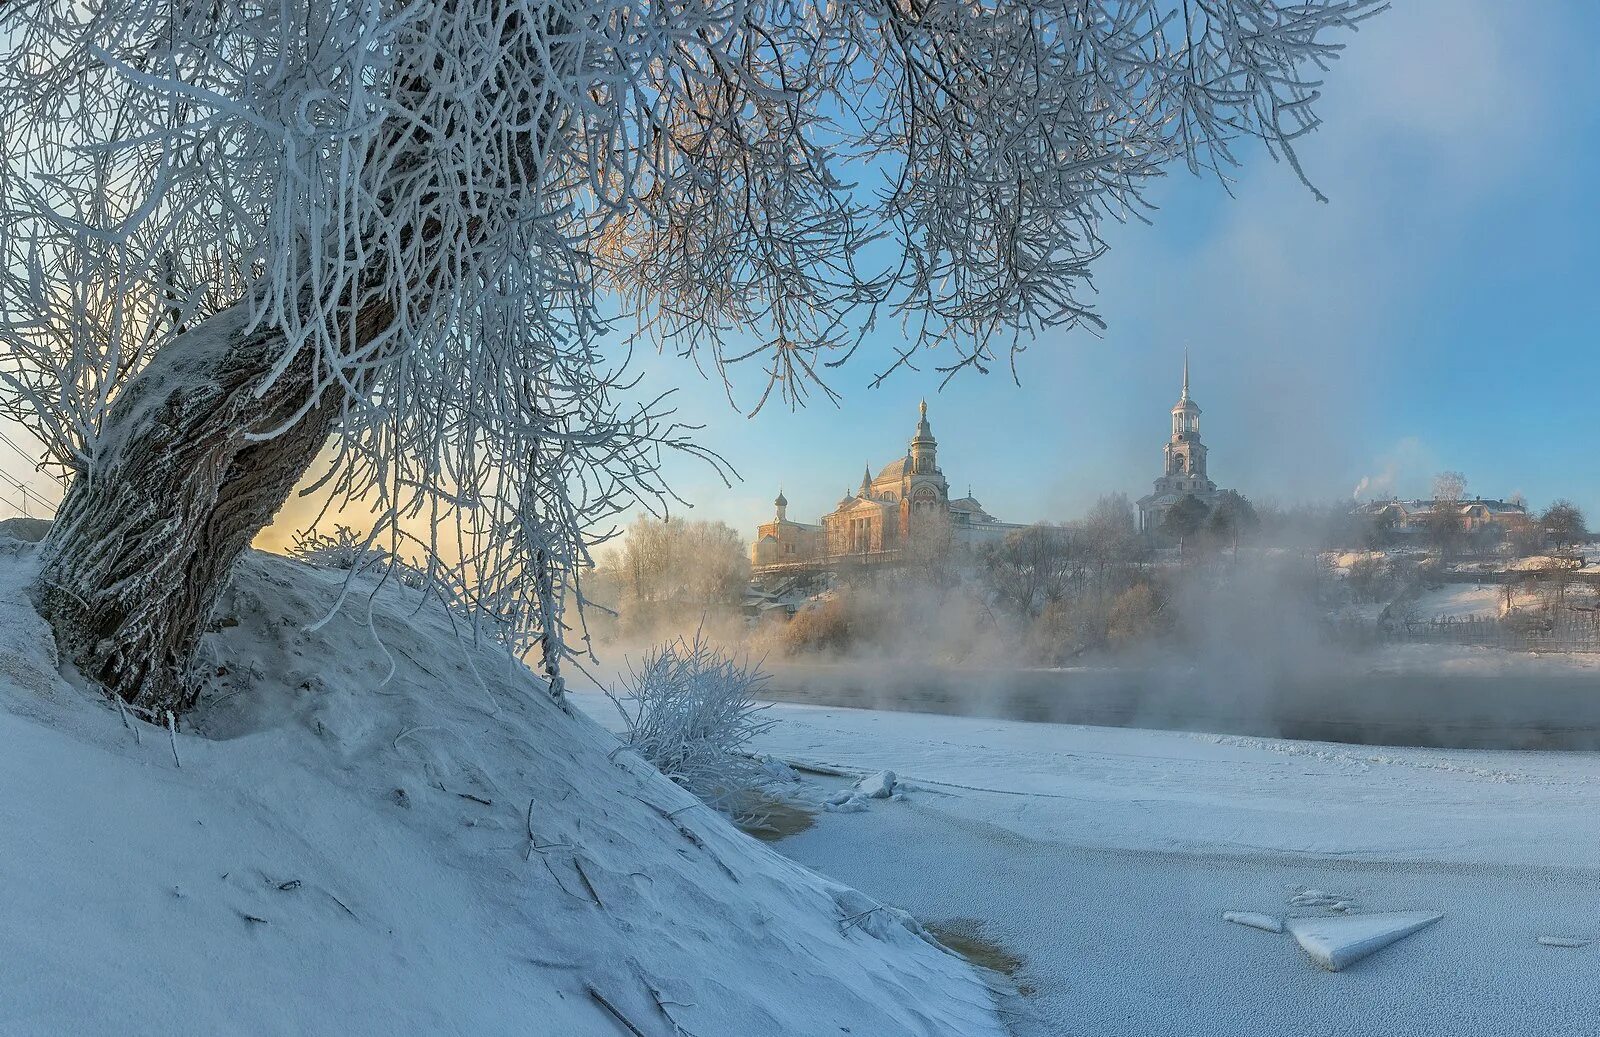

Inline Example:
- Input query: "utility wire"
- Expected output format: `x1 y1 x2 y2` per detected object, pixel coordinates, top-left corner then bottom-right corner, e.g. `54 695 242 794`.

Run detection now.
0 428 69 488
0 467 59 518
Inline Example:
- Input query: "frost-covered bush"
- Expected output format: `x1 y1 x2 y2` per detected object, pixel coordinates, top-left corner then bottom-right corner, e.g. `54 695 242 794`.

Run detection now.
291 524 440 592
289 526 394 574
608 633 775 814
290 524 523 646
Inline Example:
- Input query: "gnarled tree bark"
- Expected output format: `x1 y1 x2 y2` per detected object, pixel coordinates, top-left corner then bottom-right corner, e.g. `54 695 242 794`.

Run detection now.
31 302 387 713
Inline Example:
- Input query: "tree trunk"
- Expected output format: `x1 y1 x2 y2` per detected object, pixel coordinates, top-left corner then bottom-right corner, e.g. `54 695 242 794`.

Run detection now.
32 303 354 714
29 8 577 715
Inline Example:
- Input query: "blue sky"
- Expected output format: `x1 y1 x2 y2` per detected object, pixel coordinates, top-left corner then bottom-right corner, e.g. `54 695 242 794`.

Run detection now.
622 0 1600 536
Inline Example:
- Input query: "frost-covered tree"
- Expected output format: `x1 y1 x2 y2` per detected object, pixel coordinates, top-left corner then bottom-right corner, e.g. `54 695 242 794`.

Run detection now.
620 517 749 608
1542 500 1586 551
1432 470 1468 505
1082 493 1141 577
0 0 1382 712
981 524 1077 617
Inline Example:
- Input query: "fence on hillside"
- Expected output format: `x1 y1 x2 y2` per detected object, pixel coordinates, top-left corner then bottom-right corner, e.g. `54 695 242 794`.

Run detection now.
1390 608 1600 653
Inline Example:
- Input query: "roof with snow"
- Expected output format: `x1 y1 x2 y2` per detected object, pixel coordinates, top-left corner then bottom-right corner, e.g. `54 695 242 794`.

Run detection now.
1357 498 1528 518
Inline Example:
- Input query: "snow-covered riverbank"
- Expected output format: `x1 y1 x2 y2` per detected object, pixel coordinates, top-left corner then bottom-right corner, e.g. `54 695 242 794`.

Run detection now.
575 695 1600 1036
0 549 1004 1037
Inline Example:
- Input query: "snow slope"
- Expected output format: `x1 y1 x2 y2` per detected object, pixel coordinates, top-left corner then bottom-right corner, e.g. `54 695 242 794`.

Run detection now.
1406 583 1507 620
0 547 1004 1037
575 695 1600 1036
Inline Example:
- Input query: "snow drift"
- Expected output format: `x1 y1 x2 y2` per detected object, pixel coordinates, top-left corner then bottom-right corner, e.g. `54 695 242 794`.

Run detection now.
0 545 1003 1036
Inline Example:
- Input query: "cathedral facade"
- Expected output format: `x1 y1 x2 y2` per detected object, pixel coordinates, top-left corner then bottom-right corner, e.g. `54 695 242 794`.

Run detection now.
1136 355 1232 533
750 402 1019 571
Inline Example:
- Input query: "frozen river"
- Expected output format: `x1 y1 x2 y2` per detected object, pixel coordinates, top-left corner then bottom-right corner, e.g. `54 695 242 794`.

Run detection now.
574 694 1600 1036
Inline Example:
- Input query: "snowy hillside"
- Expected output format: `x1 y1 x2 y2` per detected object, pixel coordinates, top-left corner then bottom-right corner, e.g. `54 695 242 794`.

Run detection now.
0 546 1004 1037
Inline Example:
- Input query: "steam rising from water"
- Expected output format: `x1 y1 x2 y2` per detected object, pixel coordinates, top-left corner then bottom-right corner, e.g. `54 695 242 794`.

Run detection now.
594 553 1600 752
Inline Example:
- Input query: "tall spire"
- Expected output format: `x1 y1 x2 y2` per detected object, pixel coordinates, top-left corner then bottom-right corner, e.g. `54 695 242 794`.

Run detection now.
908 398 938 475
1181 348 1190 402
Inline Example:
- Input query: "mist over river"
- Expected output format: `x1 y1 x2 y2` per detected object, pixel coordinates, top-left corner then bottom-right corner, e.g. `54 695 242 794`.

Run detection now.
757 656 1600 750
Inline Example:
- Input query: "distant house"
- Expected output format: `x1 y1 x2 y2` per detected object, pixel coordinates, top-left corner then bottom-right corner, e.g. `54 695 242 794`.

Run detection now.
1354 497 1532 533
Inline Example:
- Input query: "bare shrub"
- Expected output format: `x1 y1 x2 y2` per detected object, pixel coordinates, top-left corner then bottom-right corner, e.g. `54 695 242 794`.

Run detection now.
1345 556 1393 604
289 523 446 594
1506 525 1546 559
773 581 1000 664
1025 579 1169 662
1025 600 1106 664
608 633 775 815
288 524 530 650
1107 584 1163 648
780 594 881 657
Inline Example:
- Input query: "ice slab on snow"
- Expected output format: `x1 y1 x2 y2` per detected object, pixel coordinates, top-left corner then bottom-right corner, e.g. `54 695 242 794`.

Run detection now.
824 770 898 811
1223 911 1284 934
856 770 897 799
1287 912 1443 971
759 756 801 783
1537 936 1591 948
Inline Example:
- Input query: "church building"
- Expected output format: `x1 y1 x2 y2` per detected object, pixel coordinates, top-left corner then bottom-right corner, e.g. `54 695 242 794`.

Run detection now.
1136 354 1233 534
750 402 1019 571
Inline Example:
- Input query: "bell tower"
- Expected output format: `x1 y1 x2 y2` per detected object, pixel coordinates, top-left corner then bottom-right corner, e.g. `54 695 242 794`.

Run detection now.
1164 351 1208 485
899 400 950 539
1138 351 1228 533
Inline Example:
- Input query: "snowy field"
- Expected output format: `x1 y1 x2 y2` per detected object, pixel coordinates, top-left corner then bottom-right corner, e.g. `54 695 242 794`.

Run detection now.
1408 582 1504 614
575 695 1600 1036
1407 582 1508 620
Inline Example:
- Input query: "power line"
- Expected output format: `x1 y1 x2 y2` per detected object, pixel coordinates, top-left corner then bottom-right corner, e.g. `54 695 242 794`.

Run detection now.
0 428 69 489
0 467 58 519
0 426 69 521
